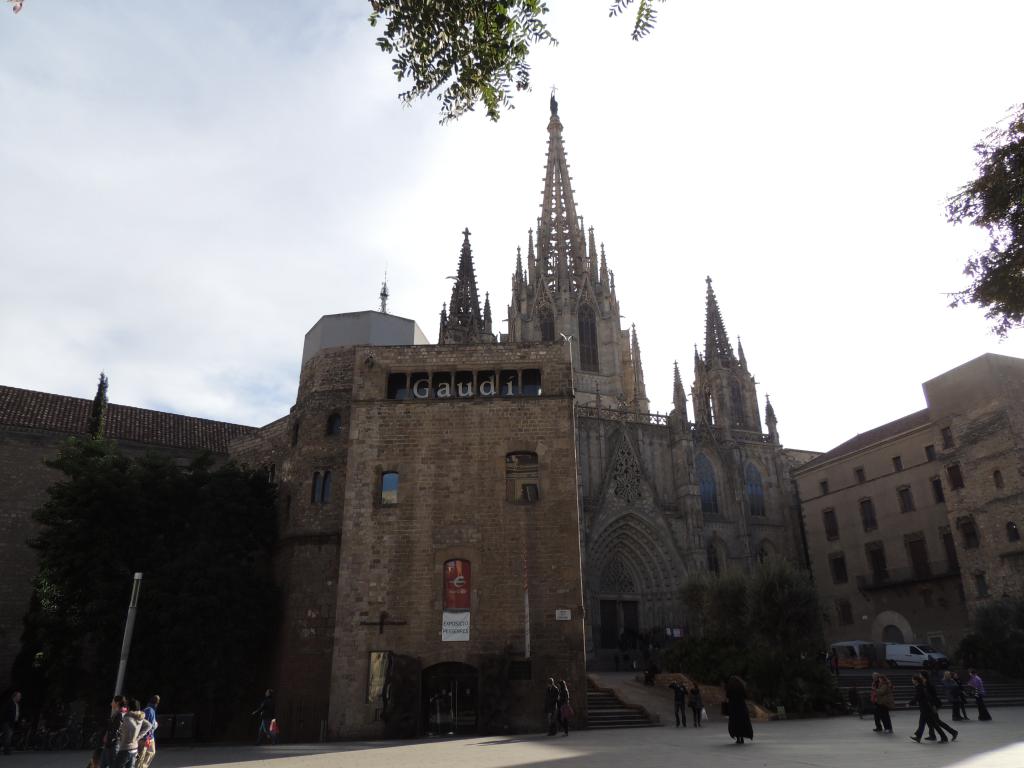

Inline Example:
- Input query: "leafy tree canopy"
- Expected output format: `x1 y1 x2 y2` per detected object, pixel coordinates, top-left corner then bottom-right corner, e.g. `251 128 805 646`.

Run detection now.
947 104 1024 336
666 559 840 713
16 437 278 736
369 1 665 123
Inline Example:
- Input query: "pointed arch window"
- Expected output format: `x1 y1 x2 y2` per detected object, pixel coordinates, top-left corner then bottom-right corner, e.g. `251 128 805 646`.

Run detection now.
539 307 555 342
696 454 720 517
578 304 599 371
746 464 766 516
730 380 745 427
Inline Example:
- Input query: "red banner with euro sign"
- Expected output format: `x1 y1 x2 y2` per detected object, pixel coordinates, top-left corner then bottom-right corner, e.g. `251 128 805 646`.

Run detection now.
443 559 471 611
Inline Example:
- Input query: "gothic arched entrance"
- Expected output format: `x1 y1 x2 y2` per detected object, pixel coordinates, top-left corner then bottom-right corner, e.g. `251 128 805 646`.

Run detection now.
422 662 478 736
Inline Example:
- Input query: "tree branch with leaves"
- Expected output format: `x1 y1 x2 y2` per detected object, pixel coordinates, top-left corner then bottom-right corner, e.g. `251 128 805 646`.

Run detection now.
947 104 1024 336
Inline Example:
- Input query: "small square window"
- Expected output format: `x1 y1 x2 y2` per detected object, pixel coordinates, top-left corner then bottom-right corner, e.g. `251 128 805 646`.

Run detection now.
941 427 955 449
958 517 980 549
1007 521 1020 543
381 471 400 505
819 479 830 495
925 444 936 461
897 486 915 513
855 467 866 483
892 456 903 472
829 552 848 584
859 498 877 532
823 508 839 541
506 452 540 503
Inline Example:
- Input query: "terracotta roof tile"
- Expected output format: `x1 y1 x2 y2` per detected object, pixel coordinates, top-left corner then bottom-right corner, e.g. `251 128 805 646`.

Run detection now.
0 385 256 453
796 409 931 472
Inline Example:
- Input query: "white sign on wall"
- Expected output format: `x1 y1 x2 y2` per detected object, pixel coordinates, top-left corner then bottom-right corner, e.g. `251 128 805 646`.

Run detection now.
441 611 471 641
554 609 572 621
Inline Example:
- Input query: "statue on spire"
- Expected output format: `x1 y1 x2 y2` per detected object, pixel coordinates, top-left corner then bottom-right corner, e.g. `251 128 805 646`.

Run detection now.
550 86 558 116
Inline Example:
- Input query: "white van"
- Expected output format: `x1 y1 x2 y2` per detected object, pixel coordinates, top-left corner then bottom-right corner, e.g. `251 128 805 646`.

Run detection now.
885 643 949 669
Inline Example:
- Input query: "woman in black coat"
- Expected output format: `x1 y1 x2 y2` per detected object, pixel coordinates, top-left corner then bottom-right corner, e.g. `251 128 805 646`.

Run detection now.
726 676 753 744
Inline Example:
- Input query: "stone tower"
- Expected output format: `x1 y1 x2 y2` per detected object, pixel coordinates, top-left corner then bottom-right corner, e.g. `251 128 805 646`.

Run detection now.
439 228 495 345
693 277 763 438
506 97 647 412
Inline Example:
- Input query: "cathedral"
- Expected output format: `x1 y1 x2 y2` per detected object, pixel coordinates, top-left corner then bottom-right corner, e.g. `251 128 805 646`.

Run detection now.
439 94 811 655
0 97 813 739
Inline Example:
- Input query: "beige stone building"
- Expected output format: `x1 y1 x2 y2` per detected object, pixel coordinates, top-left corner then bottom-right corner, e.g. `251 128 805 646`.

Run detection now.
796 353 1024 652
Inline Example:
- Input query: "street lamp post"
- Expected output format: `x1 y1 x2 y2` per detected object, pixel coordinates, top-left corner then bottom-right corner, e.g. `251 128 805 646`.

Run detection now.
113 572 143 696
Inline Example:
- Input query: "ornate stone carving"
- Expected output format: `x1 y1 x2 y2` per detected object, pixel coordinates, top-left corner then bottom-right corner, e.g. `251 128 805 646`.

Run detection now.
599 558 636 594
611 439 642 503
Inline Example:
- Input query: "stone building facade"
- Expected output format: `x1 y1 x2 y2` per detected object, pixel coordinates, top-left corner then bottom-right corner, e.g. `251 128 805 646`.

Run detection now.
795 353 1024 651
231 326 586 739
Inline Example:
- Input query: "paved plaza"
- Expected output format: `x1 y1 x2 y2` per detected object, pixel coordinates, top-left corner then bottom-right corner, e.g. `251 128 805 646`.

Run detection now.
3 708 1022 768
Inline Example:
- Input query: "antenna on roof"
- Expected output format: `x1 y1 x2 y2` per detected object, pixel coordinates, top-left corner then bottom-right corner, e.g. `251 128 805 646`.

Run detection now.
379 266 390 314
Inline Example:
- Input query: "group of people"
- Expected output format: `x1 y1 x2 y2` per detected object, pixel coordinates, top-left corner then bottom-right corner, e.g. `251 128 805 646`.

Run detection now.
94 694 160 768
543 679 572 736
866 668 991 744
667 682 704 727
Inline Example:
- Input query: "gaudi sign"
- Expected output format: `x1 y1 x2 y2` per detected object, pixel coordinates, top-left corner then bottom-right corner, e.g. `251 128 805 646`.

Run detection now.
387 369 542 400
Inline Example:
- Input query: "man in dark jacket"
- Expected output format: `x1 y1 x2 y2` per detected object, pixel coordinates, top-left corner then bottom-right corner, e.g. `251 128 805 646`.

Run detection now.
252 689 275 745
2 691 21 755
99 696 126 768
543 679 559 735
669 682 687 727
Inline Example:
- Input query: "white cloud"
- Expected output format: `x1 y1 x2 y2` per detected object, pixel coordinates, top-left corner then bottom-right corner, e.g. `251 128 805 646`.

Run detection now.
2 0 1023 451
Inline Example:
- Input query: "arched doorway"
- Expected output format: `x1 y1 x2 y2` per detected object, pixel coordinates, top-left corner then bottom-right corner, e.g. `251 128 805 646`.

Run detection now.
422 662 478 736
882 625 905 643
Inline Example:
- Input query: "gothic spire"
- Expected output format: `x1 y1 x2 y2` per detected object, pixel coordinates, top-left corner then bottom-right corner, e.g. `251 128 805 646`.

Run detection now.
439 229 494 344
737 335 747 368
538 98 586 293
765 394 779 443
672 360 688 421
588 226 599 285
379 269 390 314
599 243 608 288
630 324 648 408
527 228 536 281
483 292 492 334
703 276 735 364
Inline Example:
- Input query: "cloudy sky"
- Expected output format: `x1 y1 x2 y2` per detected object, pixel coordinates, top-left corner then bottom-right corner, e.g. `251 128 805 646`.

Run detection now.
2 1 1023 452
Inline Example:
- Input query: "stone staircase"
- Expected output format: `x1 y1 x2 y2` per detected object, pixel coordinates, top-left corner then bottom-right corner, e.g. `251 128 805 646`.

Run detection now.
586 677 660 729
837 669 1024 708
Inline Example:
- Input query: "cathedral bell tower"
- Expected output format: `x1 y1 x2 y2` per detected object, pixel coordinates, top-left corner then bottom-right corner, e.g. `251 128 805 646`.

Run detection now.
507 95 648 411
693 277 762 437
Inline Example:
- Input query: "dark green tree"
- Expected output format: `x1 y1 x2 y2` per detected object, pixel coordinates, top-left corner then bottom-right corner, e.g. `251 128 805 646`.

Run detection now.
369 1 665 123
947 104 1024 336
663 559 840 713
19 438 278 736
86 372 108 438
956 597 1024 676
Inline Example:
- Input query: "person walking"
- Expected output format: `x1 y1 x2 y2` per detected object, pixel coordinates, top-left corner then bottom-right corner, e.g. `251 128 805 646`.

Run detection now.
952 672 970 721
543 678 559 735
689 686 703 728
942 672 962 721
99 696 127 768
252 689 275 745
909 674 957 744
135 696 159 768
669 682 687 727
966 669 991 721
556 680 572 737
113 700 153 768
725 676 753 745
1 691 20 756
872 673 894 733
